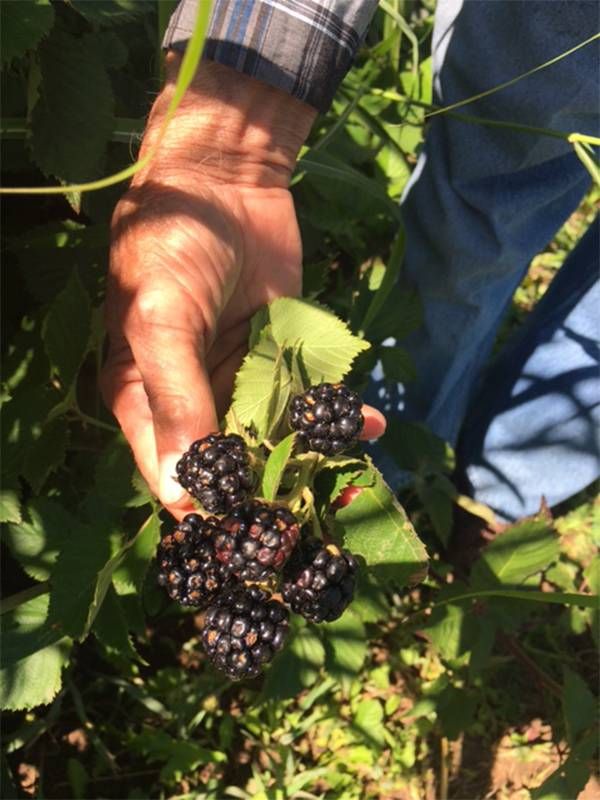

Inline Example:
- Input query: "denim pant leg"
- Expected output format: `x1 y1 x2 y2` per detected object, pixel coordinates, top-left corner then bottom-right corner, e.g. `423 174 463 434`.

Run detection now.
368 0 599 513
456 222 599 521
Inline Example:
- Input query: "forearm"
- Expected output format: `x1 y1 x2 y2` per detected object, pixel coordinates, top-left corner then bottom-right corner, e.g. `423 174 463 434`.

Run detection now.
134 55 317 188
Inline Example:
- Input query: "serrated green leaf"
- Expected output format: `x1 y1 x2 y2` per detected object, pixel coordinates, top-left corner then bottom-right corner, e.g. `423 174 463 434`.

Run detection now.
70 0 153 27
314 462 365 516
261 434 296 501
231 327 291 438
0 594 71 711
360 229 405 335
0 487 21 524
415 477 454 546
367 284 423 344
382 420 455 474
562 668 596 746
30 28 114 181
42 269 91 388
435 686 477 740
22 417 68 492
268 298 370 384
0 0 55 66
92 584 140 662
353 698 386 748
112 513 161 594
323 612 367 691
335 465 428 587
4 498 74 581
472 518 559 587
94 435 138 508
351 569 389 622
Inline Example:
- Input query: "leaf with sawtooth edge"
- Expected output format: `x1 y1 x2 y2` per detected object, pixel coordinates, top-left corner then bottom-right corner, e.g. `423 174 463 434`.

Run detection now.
335 463 428 588
1 1 55 66
0 594 72 711
267 298 369 384
42 269 91 389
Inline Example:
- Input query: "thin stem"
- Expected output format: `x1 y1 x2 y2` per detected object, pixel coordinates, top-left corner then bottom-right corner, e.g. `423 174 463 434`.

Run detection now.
426 32 600 118
66 675 118 774
439 736 449 800
73 410 119 434
0 582 50 614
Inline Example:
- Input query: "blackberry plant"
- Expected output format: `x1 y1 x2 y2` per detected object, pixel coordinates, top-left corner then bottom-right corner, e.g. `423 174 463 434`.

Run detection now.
289 382 364 455
175 433 255 514
201 586 289 680
156 513 235 608
214 500 300 582
282 537 358 623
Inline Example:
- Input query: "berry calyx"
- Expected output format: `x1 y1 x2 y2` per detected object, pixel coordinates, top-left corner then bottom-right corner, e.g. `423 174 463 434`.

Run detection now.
282 538 358 623
201 586 289 679
175 433 255 514
156 513 235 608
214 501 300 582
289 383 364 455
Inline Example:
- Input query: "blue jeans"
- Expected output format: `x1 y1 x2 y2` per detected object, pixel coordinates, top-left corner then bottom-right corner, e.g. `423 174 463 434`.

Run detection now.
368 0 599 521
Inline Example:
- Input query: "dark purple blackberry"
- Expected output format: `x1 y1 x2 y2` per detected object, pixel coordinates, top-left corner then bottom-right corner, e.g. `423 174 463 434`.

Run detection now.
214 501 300 582
282 538 358 623
156 513 235 608
201 586 289 679
175 433 255 514
289 383 364 456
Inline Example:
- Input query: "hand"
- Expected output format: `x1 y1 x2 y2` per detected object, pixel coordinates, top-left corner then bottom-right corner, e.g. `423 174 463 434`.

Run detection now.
101 58 385 519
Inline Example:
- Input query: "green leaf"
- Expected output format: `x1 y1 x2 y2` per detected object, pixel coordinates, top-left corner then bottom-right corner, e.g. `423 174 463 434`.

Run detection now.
415 477 454 546
380 345 417 383
314 461 366 515
263 622 325 700
4 498 74 581
42 269 91 388
70 0 153 27
562 668 596 746
296 149 402 221
30 28 114 182
0 594 72 711
131 730 225 783
231 327 291 438
471 518 559 587
268 298 370 384
22 417 68 492
0 0 55 66
261 434 296 501
94 435 138 508
335 465 428 587
353 699 386 748
360 230 405 335
323 612 367 691
435 686 477 740
112 513 161 594
367 285 423 344
422 582 481 660
0 487 21 524
46 520 113 640
92 584 140 662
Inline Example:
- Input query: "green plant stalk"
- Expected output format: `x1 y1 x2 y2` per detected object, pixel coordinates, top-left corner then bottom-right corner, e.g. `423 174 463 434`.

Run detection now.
424 587 598 612
0 1 212 196
0 582 50 614
426 31 600 118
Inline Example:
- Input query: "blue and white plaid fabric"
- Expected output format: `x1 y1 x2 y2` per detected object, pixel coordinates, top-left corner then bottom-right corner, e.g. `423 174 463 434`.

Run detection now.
163 0 378 111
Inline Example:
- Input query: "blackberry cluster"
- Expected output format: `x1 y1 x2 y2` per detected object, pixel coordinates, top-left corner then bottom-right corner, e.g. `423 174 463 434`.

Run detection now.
282 538 358 623
156 514 233 608
201 586 289 680
289 383 364 455
214 501 300 582
175 433 255 514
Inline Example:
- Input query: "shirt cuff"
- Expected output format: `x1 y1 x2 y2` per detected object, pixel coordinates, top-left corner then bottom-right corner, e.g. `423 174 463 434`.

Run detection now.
163 0 378 113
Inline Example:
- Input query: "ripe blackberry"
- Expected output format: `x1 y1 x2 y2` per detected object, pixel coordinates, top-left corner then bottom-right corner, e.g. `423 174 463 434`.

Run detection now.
289 383 364 455
282 538 358 623
175 433 255 514
201 586 289 679
214 501 300 582
156 513 234 608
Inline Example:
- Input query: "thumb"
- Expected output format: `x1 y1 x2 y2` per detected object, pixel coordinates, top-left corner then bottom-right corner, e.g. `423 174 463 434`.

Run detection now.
126 301 219 510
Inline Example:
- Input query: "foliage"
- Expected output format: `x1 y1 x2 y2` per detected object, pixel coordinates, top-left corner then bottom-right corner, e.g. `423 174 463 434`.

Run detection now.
1 2 597 799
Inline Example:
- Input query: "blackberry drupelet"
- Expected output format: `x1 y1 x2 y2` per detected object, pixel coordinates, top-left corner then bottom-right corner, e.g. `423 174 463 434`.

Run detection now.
214 501 300 582
201 586 289 679
289 383 364 455
282 538 358 623
175 433 255 514
156 513 235 608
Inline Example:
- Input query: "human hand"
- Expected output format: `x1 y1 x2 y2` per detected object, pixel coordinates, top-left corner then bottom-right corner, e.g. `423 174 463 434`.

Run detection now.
102 58 385 519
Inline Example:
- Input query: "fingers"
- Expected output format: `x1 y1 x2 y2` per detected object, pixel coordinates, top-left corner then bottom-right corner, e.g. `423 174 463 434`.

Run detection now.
360 405 387 440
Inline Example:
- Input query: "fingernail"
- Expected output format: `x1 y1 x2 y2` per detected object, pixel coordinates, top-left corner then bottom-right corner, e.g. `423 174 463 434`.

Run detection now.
159 453 187 505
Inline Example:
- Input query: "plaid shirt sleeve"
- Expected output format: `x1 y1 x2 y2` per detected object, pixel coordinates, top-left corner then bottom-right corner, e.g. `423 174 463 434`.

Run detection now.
163 0 378 112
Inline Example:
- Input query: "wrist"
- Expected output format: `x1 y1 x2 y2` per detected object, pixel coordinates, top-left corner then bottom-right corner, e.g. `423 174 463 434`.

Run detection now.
134 56 317 188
